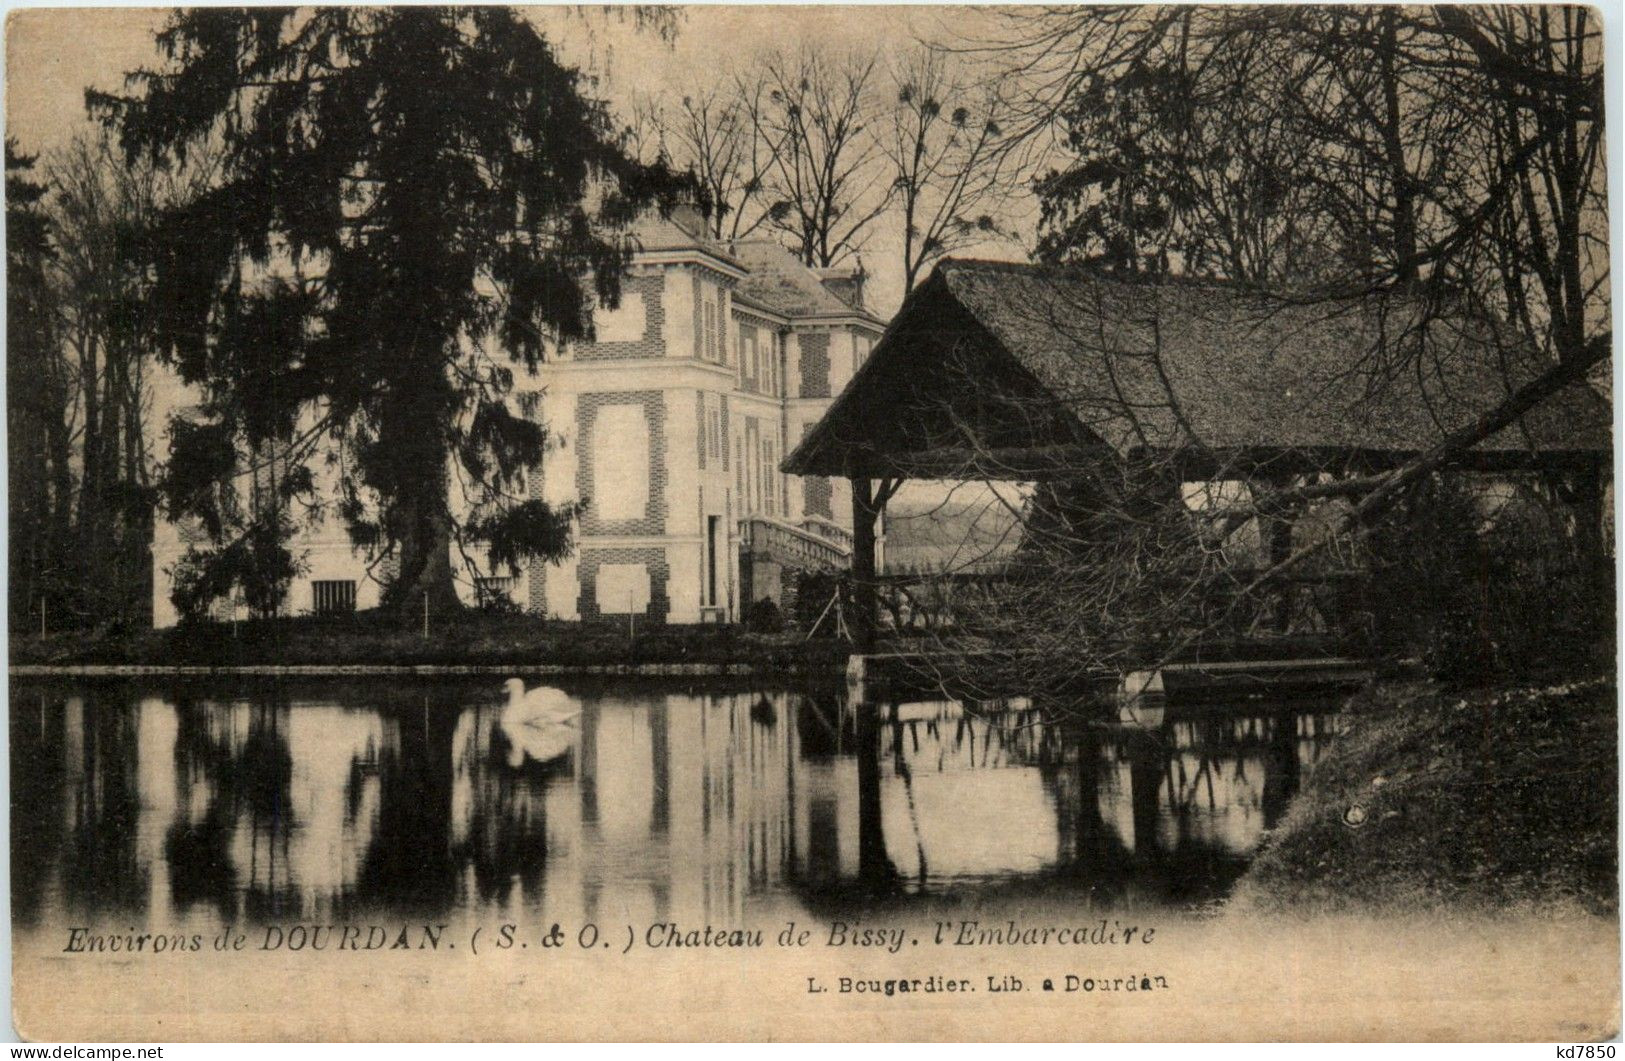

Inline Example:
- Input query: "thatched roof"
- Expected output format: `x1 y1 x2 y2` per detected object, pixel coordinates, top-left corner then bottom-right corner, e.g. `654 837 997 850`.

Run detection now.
784 258 1610 479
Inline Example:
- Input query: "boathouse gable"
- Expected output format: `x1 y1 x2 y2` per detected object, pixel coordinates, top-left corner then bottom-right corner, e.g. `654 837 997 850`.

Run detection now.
785 257 1611 651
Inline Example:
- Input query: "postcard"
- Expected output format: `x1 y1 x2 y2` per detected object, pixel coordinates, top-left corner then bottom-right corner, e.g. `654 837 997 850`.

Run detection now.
7 5 1618 1042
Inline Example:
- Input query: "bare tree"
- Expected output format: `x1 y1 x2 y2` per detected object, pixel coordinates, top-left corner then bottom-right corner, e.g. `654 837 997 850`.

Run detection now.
6 141 74 630
42 131 218 626
995 6 1605 369
752 45 891 267
639 80 780 242
621 93 670 168
859 7 1609 698
882 47 1016 290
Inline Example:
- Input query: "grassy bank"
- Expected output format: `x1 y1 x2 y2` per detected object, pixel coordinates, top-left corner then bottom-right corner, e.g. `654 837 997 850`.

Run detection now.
1236 676 1618 915
9 610 848 671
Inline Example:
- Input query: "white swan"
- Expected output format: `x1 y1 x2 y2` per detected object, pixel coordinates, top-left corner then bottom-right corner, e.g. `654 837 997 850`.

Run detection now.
499 679 581 768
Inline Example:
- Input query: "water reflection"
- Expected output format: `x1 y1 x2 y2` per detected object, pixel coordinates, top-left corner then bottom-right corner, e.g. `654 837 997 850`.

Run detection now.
12 680 1339 931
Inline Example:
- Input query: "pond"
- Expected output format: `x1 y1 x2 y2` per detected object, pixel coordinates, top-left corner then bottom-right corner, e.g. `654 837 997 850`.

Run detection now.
10 677 1341 935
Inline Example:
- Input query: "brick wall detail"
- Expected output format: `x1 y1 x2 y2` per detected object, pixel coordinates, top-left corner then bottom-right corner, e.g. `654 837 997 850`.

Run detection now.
528 440 548 613
573 274 665 361
696 391 707 471
804 475 833 519
577 547 670 622
576 390 667 536
800 420 832 518
692 272 705 361
799 331 830 398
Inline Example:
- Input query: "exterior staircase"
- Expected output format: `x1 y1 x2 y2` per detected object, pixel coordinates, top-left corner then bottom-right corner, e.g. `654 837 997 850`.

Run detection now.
739 515 852 571
738 515 852 615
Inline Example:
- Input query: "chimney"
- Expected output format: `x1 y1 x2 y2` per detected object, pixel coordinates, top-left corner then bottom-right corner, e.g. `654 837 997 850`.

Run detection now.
815 261 867 312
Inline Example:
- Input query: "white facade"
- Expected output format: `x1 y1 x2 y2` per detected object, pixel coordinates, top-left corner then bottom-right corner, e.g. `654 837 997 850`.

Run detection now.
150 218 885 627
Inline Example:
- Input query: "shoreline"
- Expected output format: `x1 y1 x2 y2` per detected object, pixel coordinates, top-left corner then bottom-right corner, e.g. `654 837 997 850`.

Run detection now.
1234 676 1617 916
7 611 853 676
10 660 839 678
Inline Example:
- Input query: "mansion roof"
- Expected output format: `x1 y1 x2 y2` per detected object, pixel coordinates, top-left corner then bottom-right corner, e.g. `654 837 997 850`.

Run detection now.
626 207 744 273
730 240 883 327
622 208 884 329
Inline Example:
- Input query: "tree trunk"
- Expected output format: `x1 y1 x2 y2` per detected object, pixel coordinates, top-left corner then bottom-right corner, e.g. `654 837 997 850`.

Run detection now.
388 471 463 618
8 401 50 626
46 408 73 600
850 477 880 653
1378 9 1418 281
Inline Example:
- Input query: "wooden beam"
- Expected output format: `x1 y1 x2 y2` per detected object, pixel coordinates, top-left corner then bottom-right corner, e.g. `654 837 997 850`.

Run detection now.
1569 454 1607 573
1260 472 1297 634
789 440 1611 483
804 443 1103 481
850 477 880 653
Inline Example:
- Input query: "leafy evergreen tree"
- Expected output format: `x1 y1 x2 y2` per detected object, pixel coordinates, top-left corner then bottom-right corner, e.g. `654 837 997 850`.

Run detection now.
92 8 687 615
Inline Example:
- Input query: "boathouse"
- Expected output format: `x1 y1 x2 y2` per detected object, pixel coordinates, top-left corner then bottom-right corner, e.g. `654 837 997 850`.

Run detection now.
782 258 1612 649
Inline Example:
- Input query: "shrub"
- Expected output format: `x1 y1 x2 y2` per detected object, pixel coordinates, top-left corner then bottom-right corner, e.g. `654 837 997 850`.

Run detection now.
745 597 784 634
793 571 845 634
1363 474 1610 685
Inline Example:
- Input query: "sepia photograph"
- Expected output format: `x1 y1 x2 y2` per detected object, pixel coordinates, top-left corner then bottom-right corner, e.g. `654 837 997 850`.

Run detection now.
3 2 1619 1043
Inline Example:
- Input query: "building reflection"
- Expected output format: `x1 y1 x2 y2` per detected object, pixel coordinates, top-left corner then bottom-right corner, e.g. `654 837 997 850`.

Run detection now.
11 681 1340 930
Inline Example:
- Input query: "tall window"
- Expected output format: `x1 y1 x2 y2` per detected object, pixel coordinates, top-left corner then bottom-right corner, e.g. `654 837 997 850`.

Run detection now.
706 515 721 607
703 300 718 362
760 439 776 516
746 432 757 514
739 323 760 389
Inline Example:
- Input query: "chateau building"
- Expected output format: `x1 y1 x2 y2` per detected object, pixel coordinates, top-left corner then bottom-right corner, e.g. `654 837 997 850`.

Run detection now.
151 209 885 627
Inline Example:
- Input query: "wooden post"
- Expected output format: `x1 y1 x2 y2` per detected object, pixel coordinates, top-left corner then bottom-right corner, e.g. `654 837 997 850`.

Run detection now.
855 697 894 889
850 476 880 653
1261 710 1301 827
1261 473 1297 634
1127 731 1164 862
1266 514 1294 633
1571 456 1606 575
844 475 886 896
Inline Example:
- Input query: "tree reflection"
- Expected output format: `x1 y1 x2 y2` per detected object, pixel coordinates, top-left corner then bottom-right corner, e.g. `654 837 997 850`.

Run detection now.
449 704 556 906
59 690 148 914
11 685 67 924
11 680 1343 930
353 691 458 914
